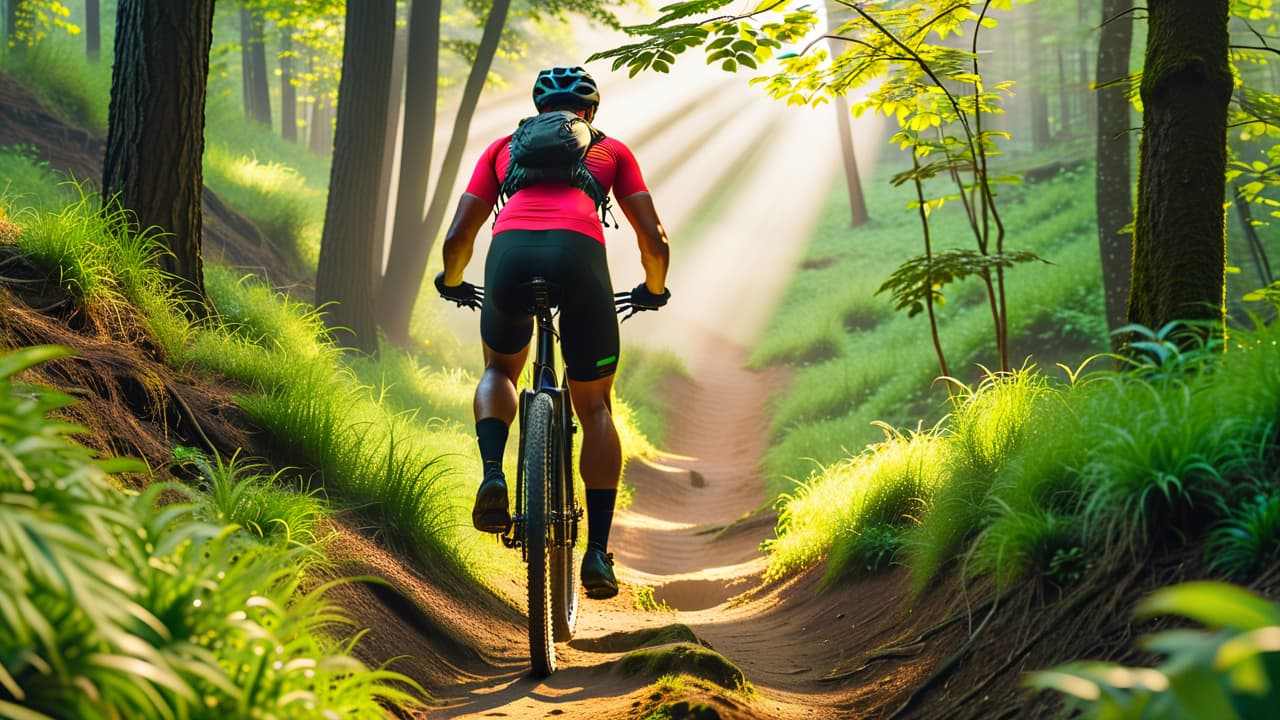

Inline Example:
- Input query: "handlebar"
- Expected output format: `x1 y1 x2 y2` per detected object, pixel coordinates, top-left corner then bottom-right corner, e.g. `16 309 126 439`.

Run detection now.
436 273 669 323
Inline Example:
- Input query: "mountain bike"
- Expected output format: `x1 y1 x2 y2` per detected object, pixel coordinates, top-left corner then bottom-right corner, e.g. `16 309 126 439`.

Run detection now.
503 277 581 677
438 274 665 677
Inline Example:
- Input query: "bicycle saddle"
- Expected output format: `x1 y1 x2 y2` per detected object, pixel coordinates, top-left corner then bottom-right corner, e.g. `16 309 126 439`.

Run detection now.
512 277 564 313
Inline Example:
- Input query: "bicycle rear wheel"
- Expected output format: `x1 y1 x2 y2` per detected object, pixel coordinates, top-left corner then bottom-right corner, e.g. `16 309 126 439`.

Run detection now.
524 392 556 677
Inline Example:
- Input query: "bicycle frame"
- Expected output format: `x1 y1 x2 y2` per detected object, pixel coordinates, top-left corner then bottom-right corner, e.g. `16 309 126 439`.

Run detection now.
504 278 580 557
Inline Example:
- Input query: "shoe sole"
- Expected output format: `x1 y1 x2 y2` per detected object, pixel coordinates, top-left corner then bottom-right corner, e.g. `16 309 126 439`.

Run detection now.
582 580 618 600
472 510 511 534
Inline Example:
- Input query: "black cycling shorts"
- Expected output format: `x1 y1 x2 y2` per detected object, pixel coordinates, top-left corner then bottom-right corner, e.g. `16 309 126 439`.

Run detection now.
481 229 619 382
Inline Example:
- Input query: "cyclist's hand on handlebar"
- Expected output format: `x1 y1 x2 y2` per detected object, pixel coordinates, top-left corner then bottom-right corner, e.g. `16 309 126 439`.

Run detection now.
615 282 671 322
435 271 483 311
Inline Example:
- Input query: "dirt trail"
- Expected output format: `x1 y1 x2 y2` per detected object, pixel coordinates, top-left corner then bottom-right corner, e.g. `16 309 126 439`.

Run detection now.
394 59 882 717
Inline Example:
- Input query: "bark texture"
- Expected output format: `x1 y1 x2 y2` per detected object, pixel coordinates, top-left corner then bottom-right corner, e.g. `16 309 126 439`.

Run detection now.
1095 0 1134 342
102 0 215 310
1127 0 1232 337
314 0 395 354
378 0 510 344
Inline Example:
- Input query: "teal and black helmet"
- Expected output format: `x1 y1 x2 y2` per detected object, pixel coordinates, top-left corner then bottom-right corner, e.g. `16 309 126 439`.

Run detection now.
532 66 600 111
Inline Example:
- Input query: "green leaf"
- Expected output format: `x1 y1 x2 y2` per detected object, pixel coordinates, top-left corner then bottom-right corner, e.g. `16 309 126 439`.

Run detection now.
1137 582 1280 632
0 346 74 381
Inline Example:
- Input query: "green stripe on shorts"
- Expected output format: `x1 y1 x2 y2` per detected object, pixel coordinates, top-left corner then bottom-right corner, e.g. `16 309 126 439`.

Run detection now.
596 354 617 367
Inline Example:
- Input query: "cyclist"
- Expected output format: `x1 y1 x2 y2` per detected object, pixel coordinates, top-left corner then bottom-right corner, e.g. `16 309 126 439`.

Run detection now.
435 66 671 600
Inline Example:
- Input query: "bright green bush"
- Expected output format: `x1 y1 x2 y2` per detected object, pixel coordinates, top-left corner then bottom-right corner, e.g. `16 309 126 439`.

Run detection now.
0 345 421 719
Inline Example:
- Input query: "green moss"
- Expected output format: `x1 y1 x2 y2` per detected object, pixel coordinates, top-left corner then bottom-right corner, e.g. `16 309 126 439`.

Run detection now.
616 642 746 691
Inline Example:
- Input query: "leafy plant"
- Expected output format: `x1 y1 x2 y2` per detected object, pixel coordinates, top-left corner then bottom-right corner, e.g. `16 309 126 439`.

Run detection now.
181 448 327 547
1027 582 1280 719
591 0 1040 374
1206 493 1280 580
0 345 422 718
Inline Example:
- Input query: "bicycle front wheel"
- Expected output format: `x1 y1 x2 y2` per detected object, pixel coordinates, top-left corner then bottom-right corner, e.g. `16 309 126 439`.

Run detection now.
524 391 556 677
550 401 579 643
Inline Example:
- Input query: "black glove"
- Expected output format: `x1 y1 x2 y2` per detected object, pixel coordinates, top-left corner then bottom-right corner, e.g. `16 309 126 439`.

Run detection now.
614 282 670 322
435 271 483 310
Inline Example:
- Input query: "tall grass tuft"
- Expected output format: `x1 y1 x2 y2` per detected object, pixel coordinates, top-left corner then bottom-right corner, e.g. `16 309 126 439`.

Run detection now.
6 183 194 353
0 345 422 719
764 421 949 584
180 447 327 547
906 366 1053 589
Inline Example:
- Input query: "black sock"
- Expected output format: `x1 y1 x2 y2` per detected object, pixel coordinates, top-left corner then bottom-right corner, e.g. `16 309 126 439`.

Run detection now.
585 488 617 551
475 418 509 472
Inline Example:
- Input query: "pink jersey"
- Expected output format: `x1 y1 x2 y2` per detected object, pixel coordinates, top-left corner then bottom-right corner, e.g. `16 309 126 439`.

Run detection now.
464 133 648 245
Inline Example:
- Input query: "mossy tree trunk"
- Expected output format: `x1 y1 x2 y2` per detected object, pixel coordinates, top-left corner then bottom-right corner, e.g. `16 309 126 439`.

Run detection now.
314 0 395 354
1127 0 1232 340
102 0 214 313
1095 0 1134 345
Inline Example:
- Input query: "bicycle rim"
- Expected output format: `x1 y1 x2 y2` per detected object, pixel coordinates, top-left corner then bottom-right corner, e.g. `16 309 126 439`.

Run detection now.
551 408 579 642
524 392 555 676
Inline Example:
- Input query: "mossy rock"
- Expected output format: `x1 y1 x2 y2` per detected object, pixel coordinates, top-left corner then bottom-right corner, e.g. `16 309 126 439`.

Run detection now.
572 623 704 653
616 642 746 690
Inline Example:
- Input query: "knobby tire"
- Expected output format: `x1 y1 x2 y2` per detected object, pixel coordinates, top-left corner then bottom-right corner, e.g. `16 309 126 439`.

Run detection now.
525 392 556 676
551 400 579 643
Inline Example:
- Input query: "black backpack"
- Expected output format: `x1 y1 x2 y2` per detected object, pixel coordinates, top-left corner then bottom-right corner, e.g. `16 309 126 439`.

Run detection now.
497 110 616 226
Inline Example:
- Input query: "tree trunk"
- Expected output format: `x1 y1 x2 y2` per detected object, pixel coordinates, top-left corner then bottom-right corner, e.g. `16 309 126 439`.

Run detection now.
1095 0 1134 344
280 32 297 143
86 0 100 62
1234 186 1273 288
375 0 439 345
6 0 21 48
309 94 332 156
833 93 869 227
373 21 409 277
825 0 868 228
314 0 395 355
240 7 256 123
1027 12 1051 150
1076 0 1094 137
1127 0 1232 340
103 0 215 313
247 8 272 128
1056 44 1072 140
378 0 509 344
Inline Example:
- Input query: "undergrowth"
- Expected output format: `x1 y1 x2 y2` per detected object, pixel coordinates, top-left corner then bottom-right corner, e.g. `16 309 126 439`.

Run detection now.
765 320 1280 596
0 345 421 718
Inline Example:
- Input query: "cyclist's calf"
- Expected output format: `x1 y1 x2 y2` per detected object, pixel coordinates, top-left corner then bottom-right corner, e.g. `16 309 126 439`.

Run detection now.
567 376 621 491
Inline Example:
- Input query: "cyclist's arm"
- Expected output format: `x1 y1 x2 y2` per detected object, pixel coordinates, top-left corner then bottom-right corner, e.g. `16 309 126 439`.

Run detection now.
617 191 669 295
440 192 493 286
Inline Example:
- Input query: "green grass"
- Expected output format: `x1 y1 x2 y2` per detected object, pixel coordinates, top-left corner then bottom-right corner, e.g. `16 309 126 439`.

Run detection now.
766 319 1280 592
755 158 1104 489
0 145 74 213
0 346 421 719
615 346 688 449
203 143 324 270
0 36 112 134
